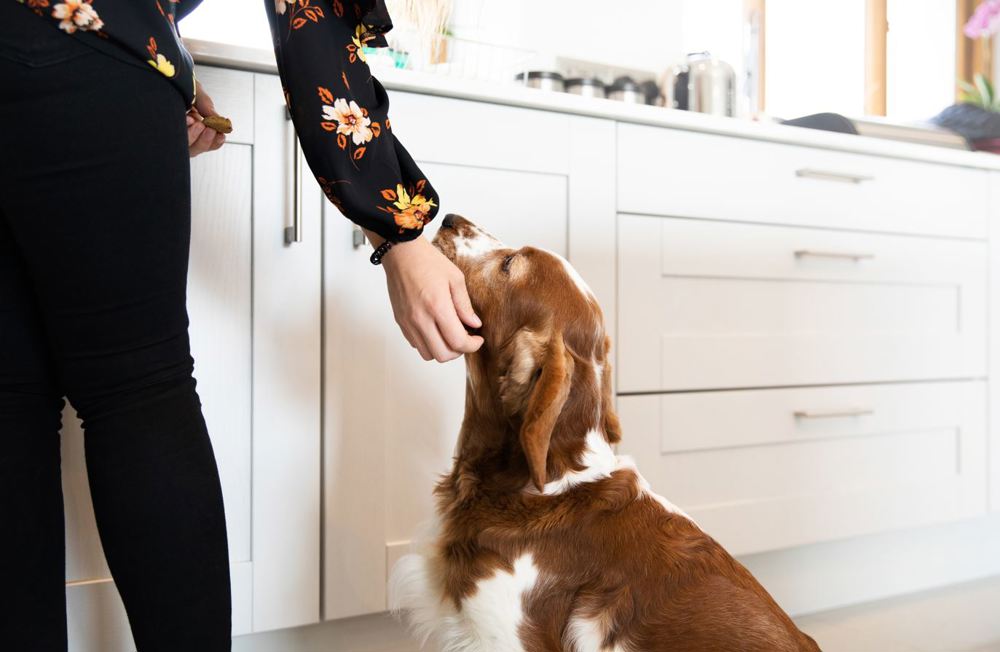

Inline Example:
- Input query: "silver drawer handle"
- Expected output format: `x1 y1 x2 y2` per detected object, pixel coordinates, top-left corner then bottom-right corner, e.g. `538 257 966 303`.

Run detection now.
794 408 874 419
796 168 874 184
794 249 875 261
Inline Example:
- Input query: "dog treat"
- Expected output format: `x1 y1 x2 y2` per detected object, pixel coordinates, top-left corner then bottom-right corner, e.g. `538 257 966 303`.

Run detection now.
202 115 233 134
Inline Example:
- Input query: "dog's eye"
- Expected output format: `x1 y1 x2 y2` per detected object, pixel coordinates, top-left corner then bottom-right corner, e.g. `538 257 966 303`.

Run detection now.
501 254 516 273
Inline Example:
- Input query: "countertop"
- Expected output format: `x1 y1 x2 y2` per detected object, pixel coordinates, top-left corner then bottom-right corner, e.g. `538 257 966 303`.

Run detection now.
185 38 1000 172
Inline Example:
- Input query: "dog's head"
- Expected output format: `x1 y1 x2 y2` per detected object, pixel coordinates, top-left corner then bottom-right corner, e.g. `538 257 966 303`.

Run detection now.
433 214 621 491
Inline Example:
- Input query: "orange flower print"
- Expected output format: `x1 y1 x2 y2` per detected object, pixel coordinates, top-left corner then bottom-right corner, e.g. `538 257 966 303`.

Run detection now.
380 183 436 231
346 24 375 63
279 0 324 31
145 37 176 78
19 0 50 17
52 0 103 33
323 98 373 146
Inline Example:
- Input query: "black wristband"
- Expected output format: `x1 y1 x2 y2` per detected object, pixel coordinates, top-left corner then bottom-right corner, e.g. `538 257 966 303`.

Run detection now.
370 240 394 265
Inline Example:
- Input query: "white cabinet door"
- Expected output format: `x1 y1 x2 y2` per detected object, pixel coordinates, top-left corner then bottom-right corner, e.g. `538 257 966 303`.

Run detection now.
618 381 988 555
323 95 616 620
62 68 323 649
618 214 988 393
617 124 991 240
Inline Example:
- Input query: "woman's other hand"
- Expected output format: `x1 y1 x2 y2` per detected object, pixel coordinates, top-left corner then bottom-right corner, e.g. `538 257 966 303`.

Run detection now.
187 80 225 158
380 235 484 363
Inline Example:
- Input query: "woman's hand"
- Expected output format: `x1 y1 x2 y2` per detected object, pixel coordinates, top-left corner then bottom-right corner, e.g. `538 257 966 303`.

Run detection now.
187 80 226 158
380 235 485 362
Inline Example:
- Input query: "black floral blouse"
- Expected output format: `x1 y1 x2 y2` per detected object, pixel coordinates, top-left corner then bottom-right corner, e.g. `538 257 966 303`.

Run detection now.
13 0 439 242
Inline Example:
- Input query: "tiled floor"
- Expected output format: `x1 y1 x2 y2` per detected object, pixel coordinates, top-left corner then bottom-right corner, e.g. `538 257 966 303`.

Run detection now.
794 576 1000 652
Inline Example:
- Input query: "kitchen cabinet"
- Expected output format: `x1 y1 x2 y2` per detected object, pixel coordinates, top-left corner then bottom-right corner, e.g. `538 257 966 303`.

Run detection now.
618 214 988 393
62 67 323 649
617 124 991 240
618 381 988 555
322 92 616 619
615 128 992 557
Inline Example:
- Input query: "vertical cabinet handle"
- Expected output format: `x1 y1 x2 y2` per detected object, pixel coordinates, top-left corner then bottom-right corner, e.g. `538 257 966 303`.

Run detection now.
284 108 303 245
352 225 367 249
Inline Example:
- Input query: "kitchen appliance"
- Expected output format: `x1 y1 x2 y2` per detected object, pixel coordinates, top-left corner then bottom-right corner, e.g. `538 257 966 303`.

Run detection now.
660 62 688 109
661 52 736 116
639 80 662 106
514 70 565 92
564 77 607 98
607 76 645 104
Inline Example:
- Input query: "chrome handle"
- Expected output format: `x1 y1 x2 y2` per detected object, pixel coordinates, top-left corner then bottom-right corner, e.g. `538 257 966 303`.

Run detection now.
794 249 875 261
794 408 874 419
284 135 304 244
795 168 874 184
352 225 367 249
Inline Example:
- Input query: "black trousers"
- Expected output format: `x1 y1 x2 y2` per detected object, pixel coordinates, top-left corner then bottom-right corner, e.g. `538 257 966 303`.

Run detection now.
0 9 231 651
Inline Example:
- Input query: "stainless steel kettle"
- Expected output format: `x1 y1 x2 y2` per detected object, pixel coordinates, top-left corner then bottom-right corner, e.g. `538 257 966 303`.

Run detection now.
661 52 735 117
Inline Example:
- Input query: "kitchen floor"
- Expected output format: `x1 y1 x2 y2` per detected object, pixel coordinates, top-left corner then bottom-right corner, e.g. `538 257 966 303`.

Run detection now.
794 575 1000 652
232 575 1000 652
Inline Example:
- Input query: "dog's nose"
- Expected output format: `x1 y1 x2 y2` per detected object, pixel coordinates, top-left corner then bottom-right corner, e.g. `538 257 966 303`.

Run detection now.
441 213 457 229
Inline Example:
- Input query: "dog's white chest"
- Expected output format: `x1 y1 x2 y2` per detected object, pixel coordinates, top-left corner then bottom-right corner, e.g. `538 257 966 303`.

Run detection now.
390 551 539 652
459 553 539 651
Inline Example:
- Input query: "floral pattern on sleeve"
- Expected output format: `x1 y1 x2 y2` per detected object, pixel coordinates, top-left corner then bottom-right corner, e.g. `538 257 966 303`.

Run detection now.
265 0 440 242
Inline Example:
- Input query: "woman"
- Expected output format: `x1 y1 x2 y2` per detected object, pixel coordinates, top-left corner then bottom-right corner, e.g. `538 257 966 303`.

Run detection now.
0 1 481 649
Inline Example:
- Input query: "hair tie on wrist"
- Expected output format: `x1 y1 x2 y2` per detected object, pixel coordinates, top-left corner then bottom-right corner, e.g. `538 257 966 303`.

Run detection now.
370 240 394 265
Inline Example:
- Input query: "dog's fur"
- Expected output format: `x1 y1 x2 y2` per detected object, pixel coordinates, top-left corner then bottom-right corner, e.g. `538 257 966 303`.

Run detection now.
390 215 821 652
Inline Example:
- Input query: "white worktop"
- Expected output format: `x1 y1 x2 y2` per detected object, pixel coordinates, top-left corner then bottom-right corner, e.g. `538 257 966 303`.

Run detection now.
185 37 1000 172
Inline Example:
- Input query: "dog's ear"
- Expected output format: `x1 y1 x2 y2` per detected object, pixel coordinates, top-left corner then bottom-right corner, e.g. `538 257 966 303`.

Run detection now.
600 335 622 444
499 328 574 491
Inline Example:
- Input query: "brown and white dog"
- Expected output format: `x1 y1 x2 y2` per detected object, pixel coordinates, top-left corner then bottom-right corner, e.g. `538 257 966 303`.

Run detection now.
390 215 821 652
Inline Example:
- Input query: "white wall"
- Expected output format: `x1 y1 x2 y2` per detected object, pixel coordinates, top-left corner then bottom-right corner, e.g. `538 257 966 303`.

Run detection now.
449 0 685 72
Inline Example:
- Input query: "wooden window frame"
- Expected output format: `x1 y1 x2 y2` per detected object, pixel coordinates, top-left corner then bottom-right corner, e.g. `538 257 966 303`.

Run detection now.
957 0 995 99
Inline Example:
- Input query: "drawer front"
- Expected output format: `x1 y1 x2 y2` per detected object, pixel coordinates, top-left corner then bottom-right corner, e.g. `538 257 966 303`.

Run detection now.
618 215 987 393
617 381 988 555
617 124 989 239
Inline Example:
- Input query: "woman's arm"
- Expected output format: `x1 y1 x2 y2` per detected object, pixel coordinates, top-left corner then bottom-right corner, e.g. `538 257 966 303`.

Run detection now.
262 0 482 361
263 0 435 243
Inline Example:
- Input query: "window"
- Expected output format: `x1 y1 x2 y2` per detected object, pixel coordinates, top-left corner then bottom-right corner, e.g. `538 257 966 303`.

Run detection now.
760 0 961 120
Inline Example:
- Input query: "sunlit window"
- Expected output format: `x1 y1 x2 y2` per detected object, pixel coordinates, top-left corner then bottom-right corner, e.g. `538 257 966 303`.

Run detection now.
765 0 867 119
765 0 958 120
886 0 956 120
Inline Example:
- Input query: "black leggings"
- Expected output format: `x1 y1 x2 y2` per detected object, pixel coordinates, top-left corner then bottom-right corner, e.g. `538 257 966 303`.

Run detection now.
0 9 231 651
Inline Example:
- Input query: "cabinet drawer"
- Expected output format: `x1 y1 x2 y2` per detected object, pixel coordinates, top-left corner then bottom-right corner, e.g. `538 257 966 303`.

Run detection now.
617 215 987 392
617 381 988 555
617 124 989 239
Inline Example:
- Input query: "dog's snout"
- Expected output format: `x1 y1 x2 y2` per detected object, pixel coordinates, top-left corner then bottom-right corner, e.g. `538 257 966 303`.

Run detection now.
441 214 457 229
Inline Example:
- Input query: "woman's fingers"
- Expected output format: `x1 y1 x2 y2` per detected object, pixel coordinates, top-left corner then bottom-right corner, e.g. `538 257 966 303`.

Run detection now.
194 80 218 118
435 298 483 354
210 131 226 151
188 119 205 147
417 315 461 363
449 273 482 329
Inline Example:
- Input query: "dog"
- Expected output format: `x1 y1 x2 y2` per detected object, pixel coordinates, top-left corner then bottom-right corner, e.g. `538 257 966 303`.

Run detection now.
389 214 821 652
